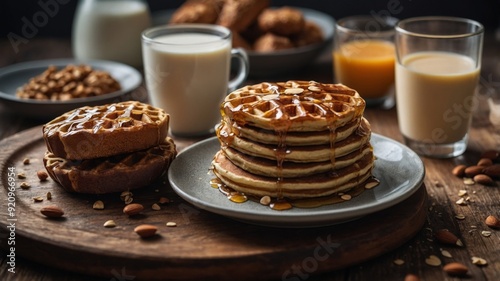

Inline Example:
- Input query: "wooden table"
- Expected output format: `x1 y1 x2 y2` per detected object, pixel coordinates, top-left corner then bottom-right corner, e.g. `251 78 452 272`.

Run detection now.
0 33 499 281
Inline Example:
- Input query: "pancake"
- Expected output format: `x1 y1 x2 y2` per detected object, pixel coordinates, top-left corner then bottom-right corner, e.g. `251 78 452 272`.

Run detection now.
212 150 374 198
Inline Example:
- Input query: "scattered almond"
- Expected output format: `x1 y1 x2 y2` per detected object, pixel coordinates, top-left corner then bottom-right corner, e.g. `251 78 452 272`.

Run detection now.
425 255 442 266
33 196 44 202
393 259 405 265
435 229 463 246
158 197 170 204
151 203 161 211
452 165 467 177
474 174 494 186
166 222 177 227
485 215 500 229
23 158 30 165
17 172 26 179
456 198 467 205
477 158 493 166
46 192 52 200
441 249 452 258
40 205 64 218
123 203 144 216
464 165 483 177
404 274 420 281
483 164 500 178
134 224 157 238
443 262 468 276
37 170 49 181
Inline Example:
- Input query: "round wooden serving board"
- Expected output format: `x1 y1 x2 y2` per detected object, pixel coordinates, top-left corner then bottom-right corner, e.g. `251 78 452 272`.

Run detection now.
0 126 428 281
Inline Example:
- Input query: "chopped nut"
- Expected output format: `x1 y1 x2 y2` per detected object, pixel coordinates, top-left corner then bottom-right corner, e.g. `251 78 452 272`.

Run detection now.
441 249 452 258
471 256 487 265
151 203 161 211
166 222 177 227
455 214 466 220
37 170 49 181
103 220 116 228
17 173 26 179
260 195 271 205
463 178 475 185
393 259 405 265
457 189 467 197
455 198 467 205
120 191 133 201
124 196 133 204
23 158 30 165
46 192 52 200
20 182 31 189
158 197 170 204
340 194 352 201
425 255 442 266
93 200 104 210
33 196 44 202
481 230 492 237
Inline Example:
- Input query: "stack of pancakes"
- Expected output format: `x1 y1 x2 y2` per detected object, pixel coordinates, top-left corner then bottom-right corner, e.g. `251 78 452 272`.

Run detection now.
211 81 375 200
42 101 177 194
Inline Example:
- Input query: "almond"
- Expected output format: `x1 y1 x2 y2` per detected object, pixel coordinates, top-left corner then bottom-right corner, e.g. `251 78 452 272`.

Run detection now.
483 164 500 178
485 215 500 229
134 224 157 238
123 203 144 216
404 274 420 281
477 158 493 167
481 150 499 162
37 170 49 181
464 165 484 177
40 205 64 218
435 229 463 246
452 165 467 177
443 262 468 276
474 174 494 186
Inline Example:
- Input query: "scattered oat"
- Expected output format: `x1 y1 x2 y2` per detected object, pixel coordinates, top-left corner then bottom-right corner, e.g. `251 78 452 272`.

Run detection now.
340 194 352 201
103 220 116 228
23 158 30 165
20 182 31 189
425 255 442 266
33 196 44 202
481 230 492 237
260 195 271 205
93 200 104 210
393 259 405 265
46 192 52 200
455 214 466 220
457 190 467 197
455 198 467 205
471 256 487 266
166 222 177 227
441 249 452 258
152 203 161 211
17 172 26 179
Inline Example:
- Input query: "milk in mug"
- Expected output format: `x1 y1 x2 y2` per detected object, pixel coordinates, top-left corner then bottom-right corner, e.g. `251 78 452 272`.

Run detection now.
142 33 231 136
396 51 480 144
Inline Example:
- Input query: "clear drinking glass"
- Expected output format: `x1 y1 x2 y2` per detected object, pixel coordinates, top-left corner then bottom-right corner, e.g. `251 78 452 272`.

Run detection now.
142 24 249 137
395 17 484 158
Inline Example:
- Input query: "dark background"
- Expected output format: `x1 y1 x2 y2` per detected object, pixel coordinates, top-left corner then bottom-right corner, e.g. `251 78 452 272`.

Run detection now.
1 0 499 40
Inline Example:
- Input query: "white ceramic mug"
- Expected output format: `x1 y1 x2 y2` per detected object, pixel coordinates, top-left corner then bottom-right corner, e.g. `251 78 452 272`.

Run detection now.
142 24 249 137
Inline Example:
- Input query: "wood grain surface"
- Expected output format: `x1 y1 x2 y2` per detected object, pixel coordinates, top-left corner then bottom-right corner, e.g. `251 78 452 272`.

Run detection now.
0 125 427 280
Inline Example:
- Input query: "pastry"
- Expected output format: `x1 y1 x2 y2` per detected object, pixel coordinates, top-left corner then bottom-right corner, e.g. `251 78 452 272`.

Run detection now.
169 0 225 24
43 101 169 160
253 33 294 52
216 0 270 32
257 6 305 36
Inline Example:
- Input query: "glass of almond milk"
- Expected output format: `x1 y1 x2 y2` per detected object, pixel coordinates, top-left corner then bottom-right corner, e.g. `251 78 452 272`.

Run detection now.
142 24 249 137
395 17 484 158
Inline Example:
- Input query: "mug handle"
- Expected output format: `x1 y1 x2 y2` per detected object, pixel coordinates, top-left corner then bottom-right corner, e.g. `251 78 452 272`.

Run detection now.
228 48 249 93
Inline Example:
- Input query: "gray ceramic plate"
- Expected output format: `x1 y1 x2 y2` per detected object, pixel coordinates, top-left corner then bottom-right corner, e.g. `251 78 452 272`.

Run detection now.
168 134 425 228
152 7 335 77
0 59 142 119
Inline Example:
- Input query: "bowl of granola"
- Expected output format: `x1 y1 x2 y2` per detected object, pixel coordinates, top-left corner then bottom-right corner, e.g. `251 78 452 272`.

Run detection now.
0 59 142 119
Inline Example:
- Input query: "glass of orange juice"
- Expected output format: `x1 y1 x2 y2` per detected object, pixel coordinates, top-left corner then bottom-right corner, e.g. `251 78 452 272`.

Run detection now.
333 16 398 107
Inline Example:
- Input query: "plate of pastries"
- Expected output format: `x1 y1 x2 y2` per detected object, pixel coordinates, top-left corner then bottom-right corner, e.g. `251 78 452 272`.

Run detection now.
159 0 335 76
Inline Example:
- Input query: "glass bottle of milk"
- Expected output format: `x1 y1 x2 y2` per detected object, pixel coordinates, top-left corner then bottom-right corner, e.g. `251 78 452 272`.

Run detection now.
72 0 152 68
